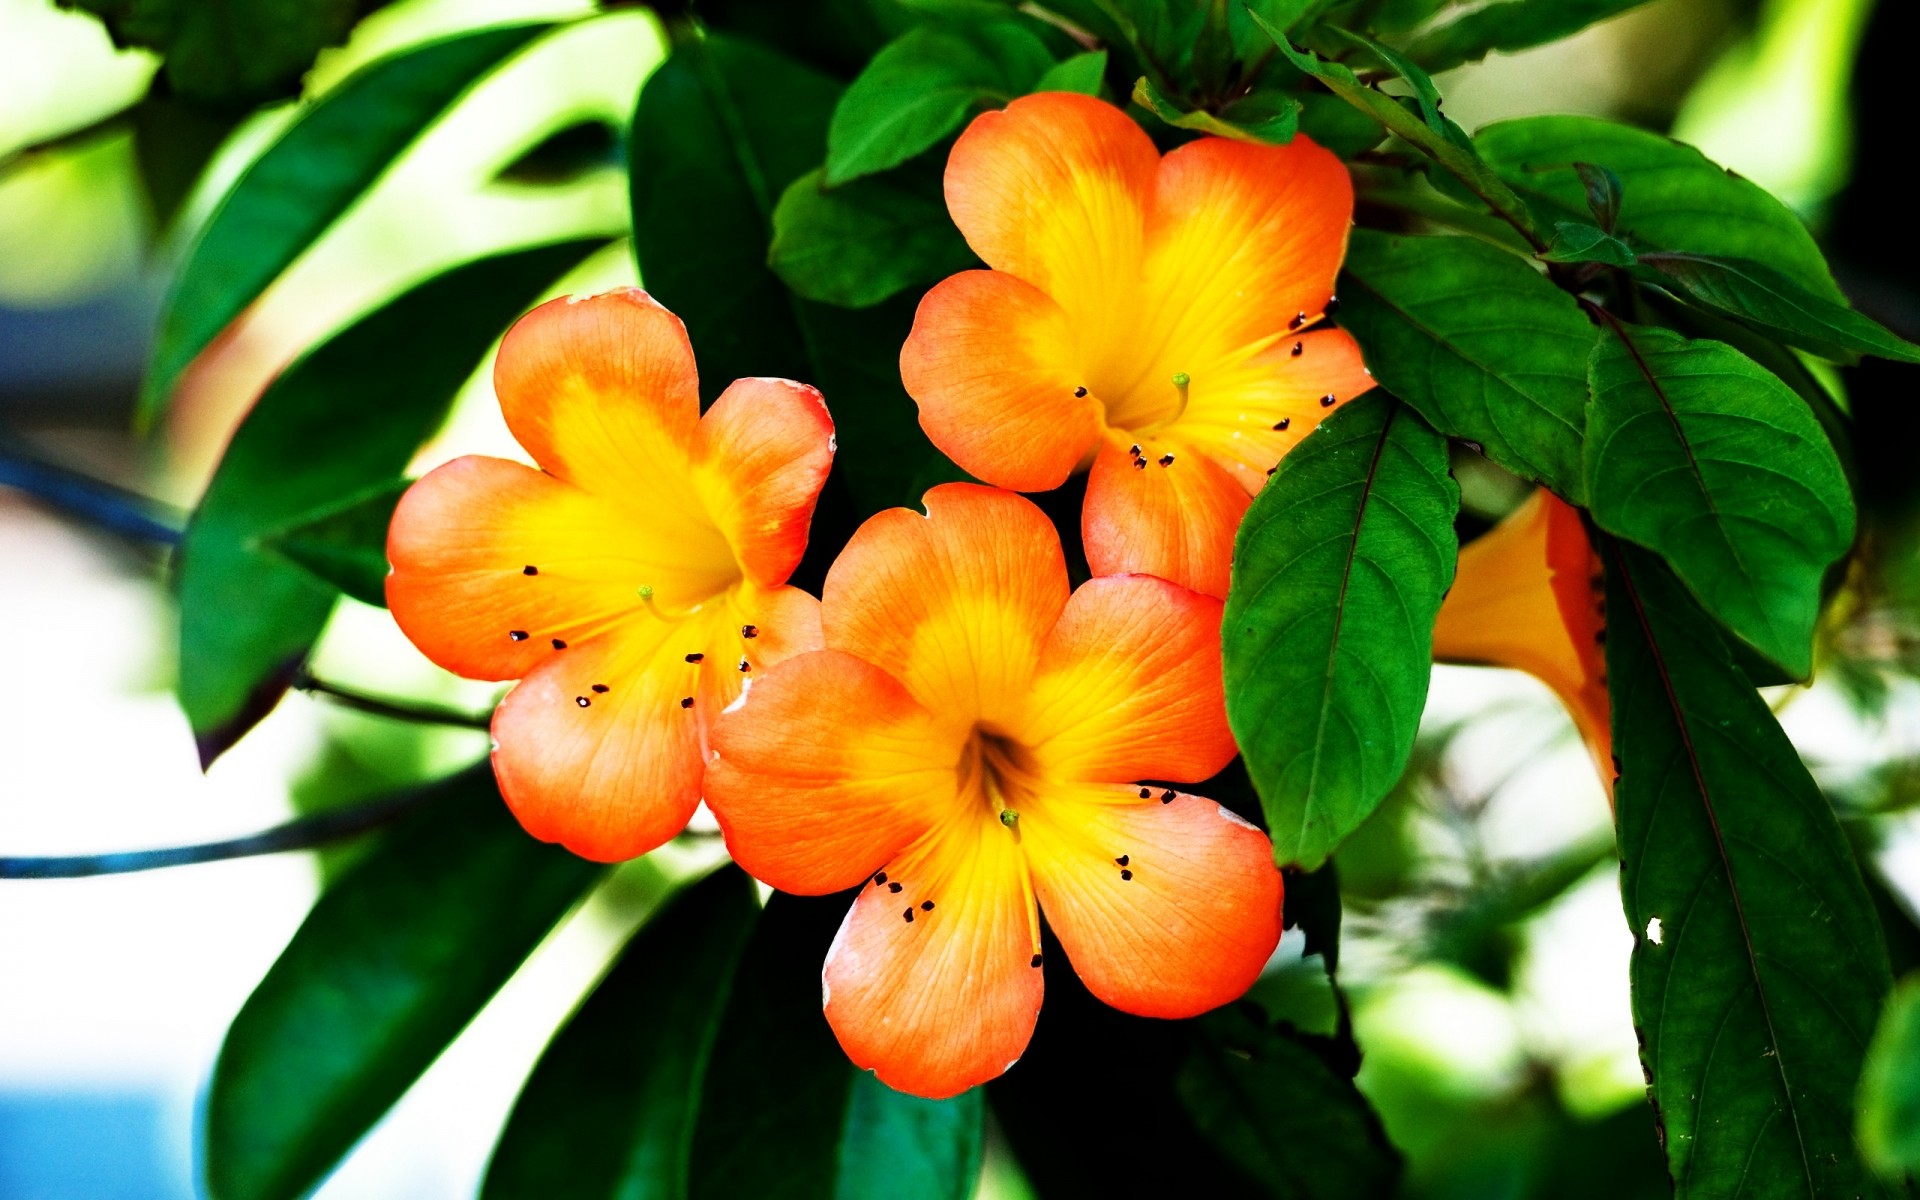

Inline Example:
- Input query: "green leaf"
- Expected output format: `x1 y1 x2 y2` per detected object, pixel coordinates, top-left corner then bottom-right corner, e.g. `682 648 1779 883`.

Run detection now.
129 88 244 233
1859 974 1920 1179
824 21 1052 185
1405 0 1656 72
261 480 408 609
1638 251 1920 365
1541 220 1637 266
1584 320 1854 678
59 0 373 106
1575 161 1623 232
1177 1006 1401 1199
176 239 603 765
1474 115 1843 302
1033 48 1107 94
204 768 605 1200
1602 539 1890 1199
141 22 554 423
1224 395 1459 869
1132 76 1300 143
689 892 983 1200
1337 230 1594 501
769 165 976 308
482 868 760 1199
494 119 623 186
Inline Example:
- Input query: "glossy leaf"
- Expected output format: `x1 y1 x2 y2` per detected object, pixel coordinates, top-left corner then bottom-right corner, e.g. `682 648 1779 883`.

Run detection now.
482 868 760 1199
1475 115 1843 301
769 165 975 308
262 480 407 609
176 239 603 764
824 20 1052 185
1639 251 1920 365
141 22 554 422
1584 320 1854 678
1603 540 1890 1199
61 0 371 105
1338 230 1594 501
1132 77 1300 143
1224 395 1459 869
1033 48 1106 94
204 768 604 1200
1859 973 1920 1179
688 892 983 1200
1406 0 1656 72
1177 1006 1401 1199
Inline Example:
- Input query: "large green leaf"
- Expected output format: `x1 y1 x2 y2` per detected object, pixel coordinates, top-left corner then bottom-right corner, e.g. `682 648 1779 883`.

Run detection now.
482 868 760 1199
1224 395 1459 869
262 480 407 609
176 239 603 765
1474 115 1843 302
688 892 983 1200
1602 540 1890 1199
203 768 604 1200
60 0 373 106
769 165 976 308
1338 230 1594 501
1177 1006 1401 1199
1584 320 1854 678
1637 252 1920 365
824 20 1052 185
1405 0 1655 72
141 23 553 422
1859 974 1920 1180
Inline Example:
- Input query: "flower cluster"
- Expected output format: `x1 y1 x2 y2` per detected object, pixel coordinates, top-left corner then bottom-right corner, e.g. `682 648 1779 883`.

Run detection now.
387 93 1596 1096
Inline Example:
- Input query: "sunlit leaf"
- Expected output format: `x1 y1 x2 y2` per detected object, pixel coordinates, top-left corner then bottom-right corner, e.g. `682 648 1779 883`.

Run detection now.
1224 395 1459 870
769 165 975 308
1033 48 1106 94
1405 0 1656 72
59 0 376 105
1859 974 1920 1180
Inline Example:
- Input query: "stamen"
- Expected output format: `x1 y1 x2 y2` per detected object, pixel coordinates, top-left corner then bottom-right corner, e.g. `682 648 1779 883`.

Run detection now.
685 653 704 663
999 809 1020 829
1171 372 1191 418
741 624 758 639
1320 393 1337 407
1138 787 1152 799
1291 342 1304 357
1115 855 1129 866
575 696 591 708
1272 418 1290 432
903 908 915 923
888 881 903 893
1324 294 1341 315
1157 453 1175 468
1030 953 1043 968
591 683 609 693
1132 458 1147 470
679 696 694 708
921 900 934 911
509 630 529 642
551 638 567 650
874 871 888 885
737 657 751 673
1290 311 1308 330
1073 386 1088 398
1120 869 1134 881
522 565 539 576
1160 789 1176 804
1129 444 1142 458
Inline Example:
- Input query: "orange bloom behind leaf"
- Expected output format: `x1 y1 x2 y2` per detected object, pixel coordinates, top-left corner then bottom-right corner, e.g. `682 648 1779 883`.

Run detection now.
386 289 834 861
900 92 1377 599
705 484 1284 1099
1433 489 1613 792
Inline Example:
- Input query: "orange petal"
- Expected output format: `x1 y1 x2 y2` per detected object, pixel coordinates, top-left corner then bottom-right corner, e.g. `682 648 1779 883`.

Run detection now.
824 483 1068 727
1432 490 1613 788
707 648 963 895
692 376 834 589
388 455 719 681
493 289 703 493
1082 435 1250 600
823 814 1043 1098
1023 784 1283 1019
1173 327 1379 496
901 270 1097 491
1021 574 1236 785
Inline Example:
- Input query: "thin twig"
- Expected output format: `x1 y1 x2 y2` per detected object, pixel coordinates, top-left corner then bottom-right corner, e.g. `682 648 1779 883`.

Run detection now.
0 447 184 545
293 670 493 730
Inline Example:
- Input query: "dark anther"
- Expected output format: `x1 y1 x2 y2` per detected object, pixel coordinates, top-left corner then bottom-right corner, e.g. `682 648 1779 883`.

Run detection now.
509 630 529 642
737 658 751 673
1132 458 1147 470
575 696 591 708
591 683 609 693
1266 467 1277 477
1160 789 1176 803
1120 869 1134 881
1074 386 1088 398
679 696 694 708
888 881 903 893
1273 417 1290 431
1158 454 1175 467
1115 854 1130 866
741 624 758 639
1291 341 1304 357
1138 787 1152 799
903 908 915 923
1030 953 1043 968
685 653 704 663
1289 311 1308 330
921 900 935 911
1324 295 1341 316
1129 444 1142 458
522 565 539 576
551 638 568 650
874 871 888 885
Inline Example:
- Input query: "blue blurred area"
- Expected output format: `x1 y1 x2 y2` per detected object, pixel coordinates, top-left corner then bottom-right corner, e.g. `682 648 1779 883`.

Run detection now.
0 1090 192 1200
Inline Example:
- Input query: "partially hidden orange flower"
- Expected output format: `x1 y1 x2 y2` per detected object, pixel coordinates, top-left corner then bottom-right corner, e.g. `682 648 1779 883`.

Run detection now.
901 92 1378 600
1432 489 1613 791
387 289 834 861
705 483 1284 1098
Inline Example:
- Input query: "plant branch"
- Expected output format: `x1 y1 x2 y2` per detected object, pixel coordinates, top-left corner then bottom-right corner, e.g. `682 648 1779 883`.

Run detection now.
0 445 184 545
292 670 492 730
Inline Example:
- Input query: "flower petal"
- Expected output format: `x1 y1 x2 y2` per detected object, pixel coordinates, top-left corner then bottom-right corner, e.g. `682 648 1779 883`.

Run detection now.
1021 573 1235 785
1024 784 1283 1019
901 270 1097 491
388 455 717 681
824 483 1068 726
693 376 835 588
707 648 962 895
1081 435 1250 600
823 814 1043 1099
687 582 824 735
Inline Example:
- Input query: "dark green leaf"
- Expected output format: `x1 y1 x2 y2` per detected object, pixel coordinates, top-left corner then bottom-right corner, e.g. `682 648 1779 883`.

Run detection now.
1132 76 1300 143
1541 220 1636 266
204 768 603 1200
59 0 375 106
129 88 243 232
1475 115 1843 302
261 480 408 609
494 119 622 186
1338 230 1594 500
1584 320 1854 677
176 239 603 764
695 0 913 80
1281 860 1342 973
824 21 1052 185
1178 1006 1401 1199
1033 48 1107 94
1224 395 1459 869
769 165 976 308
1859 973 1920 1179
141 22 553 422
689 892 983 1200
1638 251 1920 365
1602 539 1890 1199
482 868 760 1199
1405 0 1655 72
1575 161 1622 232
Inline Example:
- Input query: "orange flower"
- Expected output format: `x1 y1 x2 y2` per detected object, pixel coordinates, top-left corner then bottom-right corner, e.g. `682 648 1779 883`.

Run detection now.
387 289 834 861
1432 489 1613 790
900 92 1377 599
705 484 1284 1098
